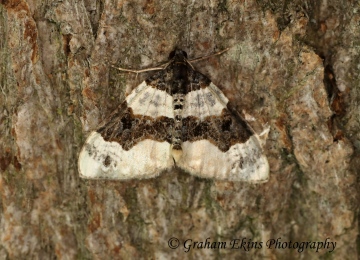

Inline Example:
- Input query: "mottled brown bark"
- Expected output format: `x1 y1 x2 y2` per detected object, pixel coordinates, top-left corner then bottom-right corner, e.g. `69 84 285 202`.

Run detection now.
0 0 359 259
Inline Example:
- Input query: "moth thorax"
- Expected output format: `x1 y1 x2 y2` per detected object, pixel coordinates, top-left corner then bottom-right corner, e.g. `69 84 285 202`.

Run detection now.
172 93 184 150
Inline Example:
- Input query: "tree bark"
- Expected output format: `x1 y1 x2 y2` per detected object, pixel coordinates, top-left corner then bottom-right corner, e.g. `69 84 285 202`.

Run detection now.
0 0 359 259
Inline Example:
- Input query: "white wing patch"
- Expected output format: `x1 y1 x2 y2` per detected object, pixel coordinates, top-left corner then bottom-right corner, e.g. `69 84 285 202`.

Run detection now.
79 132 173 179
175 137 269 182
182 83 229 118
126 81 174 118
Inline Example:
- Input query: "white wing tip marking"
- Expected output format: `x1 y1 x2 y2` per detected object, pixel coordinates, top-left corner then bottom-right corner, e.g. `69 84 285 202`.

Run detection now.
176 138 269 182
78 132 174 179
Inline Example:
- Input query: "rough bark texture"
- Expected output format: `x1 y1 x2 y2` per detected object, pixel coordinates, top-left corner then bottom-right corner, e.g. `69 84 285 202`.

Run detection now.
0 0 359 259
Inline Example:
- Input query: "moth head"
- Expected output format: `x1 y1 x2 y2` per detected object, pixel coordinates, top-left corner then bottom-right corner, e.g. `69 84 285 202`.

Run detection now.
169 49 188 61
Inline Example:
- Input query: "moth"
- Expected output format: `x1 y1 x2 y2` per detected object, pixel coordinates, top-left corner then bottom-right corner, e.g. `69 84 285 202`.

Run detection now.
78 49 269 182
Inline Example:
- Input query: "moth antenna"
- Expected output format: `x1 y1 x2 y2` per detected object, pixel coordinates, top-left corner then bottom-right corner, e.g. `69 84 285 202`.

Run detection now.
111 58 175 73
188 47 230 63
185 59 195 70
111 65 164 74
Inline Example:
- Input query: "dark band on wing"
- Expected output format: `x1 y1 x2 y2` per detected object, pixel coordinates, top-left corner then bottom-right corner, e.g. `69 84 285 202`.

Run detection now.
182 109 253 152
97 101 252 152
97 104 173 151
